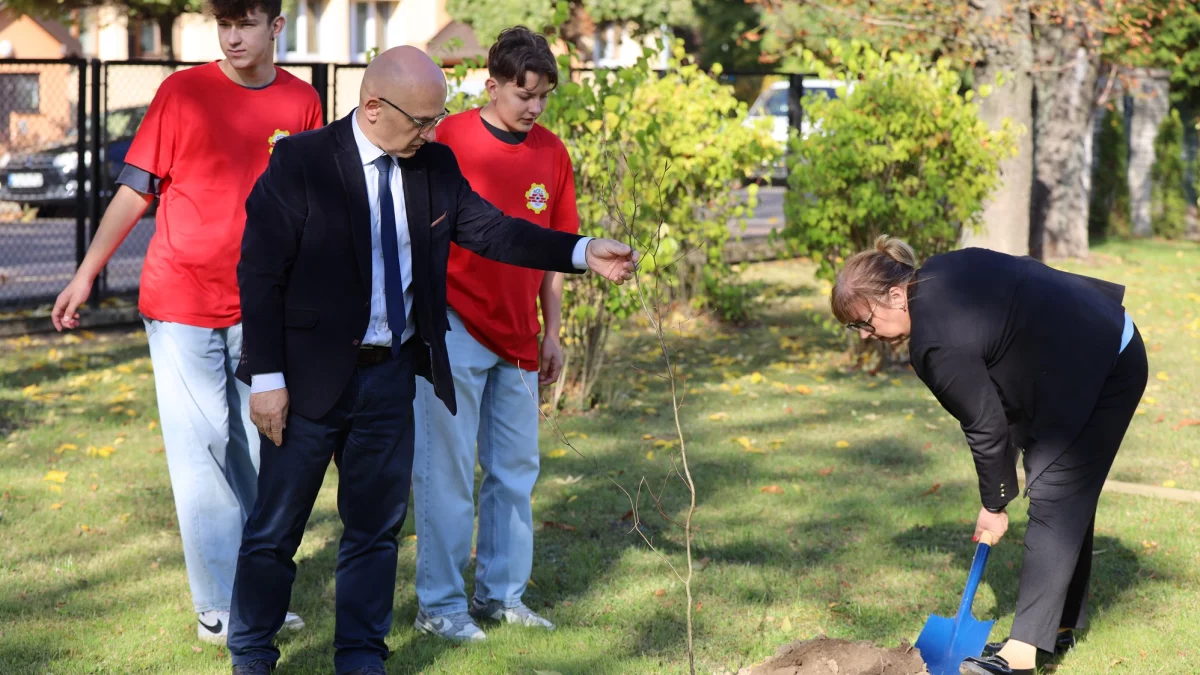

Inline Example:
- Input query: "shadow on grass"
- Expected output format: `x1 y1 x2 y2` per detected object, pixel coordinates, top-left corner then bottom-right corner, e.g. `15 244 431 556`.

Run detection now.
0 342 148 392
894 521 1160 643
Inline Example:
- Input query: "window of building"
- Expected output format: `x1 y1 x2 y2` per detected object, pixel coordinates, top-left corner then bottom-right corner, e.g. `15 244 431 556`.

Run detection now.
350 1 397 63
280 0 325 60
129 19 162 59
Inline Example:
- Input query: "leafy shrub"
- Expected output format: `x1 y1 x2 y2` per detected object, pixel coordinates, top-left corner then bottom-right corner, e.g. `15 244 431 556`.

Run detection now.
447 34 781 408
781 39 1018 281
1151 108 1189 239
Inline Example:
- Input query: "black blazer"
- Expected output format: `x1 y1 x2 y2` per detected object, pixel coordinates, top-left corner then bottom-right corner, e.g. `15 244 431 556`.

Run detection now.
907 248 1127 511
236 113 584 419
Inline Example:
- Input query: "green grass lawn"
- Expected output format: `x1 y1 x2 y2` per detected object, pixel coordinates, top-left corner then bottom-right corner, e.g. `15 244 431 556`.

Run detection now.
2 239 1198 674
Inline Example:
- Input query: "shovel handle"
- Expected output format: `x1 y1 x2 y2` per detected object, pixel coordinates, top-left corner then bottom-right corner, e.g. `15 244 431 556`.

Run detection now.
956 541 991 621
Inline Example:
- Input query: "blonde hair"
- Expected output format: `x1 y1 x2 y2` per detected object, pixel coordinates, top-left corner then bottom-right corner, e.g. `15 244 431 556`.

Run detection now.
830 235 919 325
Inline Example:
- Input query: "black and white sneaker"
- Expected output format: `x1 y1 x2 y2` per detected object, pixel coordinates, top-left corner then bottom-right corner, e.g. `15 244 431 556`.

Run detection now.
198 611 305 645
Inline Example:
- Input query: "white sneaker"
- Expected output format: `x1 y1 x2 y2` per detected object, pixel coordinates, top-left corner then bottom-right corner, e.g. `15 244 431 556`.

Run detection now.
197 610 305 645
198 611 228 645
413 608 487 642
469 597 555 630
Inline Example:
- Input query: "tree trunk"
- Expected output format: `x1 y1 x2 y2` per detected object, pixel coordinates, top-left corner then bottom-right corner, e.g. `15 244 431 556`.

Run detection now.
1030 6 1100 260
962 0 1034 255
1127 68 1172 238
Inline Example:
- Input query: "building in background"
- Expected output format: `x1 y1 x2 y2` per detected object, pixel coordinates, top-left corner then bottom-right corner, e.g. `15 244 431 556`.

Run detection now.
69 0 485 65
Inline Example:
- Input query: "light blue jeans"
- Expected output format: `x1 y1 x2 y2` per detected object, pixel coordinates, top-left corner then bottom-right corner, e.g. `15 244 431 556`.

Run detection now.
143 318 260 613
412 309 541 616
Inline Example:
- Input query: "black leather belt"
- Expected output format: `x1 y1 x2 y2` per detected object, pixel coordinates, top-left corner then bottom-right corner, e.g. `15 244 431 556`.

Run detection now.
357 345 391 365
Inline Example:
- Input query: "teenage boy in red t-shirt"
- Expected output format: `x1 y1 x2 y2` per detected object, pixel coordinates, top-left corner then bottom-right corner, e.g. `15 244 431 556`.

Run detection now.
51 0 322 645
411 26 577 642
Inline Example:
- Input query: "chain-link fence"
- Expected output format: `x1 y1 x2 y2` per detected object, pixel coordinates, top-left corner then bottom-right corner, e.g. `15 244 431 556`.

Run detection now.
0 59 87 309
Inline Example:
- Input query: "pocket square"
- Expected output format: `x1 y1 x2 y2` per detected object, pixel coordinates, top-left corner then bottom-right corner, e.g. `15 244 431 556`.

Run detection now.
431 212 447 228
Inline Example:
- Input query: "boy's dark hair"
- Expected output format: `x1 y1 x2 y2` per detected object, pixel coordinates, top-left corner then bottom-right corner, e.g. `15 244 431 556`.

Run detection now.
487 26 558 90
209 0 283 21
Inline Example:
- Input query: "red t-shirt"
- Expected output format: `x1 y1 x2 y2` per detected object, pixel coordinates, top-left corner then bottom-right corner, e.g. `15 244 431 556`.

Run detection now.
438 108 581 370
124 62 323 328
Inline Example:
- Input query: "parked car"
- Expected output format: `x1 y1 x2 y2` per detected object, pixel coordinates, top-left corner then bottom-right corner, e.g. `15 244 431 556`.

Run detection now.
744 79 851 180
0 104 149 218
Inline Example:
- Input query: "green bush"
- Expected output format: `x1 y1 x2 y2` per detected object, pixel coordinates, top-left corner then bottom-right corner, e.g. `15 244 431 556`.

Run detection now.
448 38 781 409
1151 109 1189 239
781 40 1018 281
1195 118 1200 216
1089 105 1132 240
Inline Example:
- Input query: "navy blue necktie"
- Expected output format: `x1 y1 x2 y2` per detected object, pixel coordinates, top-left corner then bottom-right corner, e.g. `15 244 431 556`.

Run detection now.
373 155 406 355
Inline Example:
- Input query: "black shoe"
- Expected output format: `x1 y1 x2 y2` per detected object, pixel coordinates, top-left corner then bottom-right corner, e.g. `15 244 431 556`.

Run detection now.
982 629 1076 658
342 667 387 675
231 661 274 675
960 654 1033 675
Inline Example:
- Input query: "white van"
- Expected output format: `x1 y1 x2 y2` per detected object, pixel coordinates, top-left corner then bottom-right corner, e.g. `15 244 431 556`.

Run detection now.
745 78 852 179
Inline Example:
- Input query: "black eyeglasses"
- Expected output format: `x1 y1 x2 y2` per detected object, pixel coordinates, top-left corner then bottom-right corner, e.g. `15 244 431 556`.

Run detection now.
844 297 883 334
377 96 449 131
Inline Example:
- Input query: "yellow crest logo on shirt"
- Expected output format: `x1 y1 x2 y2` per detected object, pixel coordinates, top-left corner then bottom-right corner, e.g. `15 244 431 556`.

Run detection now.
525 183 549 214
268 129 291 154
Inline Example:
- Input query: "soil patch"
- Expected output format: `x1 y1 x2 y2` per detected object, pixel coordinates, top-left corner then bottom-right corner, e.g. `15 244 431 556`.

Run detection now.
738 634 930 675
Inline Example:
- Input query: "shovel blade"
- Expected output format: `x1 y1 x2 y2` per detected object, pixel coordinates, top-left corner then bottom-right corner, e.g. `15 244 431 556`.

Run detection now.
914 613 995 675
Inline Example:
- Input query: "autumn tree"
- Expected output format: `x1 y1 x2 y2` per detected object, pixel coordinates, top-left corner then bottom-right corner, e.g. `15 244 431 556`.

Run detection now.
9 0 204 61
751 0 1184 259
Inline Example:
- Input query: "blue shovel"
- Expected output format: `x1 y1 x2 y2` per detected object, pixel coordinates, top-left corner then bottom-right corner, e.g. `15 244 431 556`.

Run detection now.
915 531 998 675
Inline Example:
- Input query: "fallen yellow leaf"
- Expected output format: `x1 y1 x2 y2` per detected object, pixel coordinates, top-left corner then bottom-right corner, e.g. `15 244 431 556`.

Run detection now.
708 412 728 421
50 503 62 510
750 372 764 384
653 439 674 448
643 407 658 415
733 437 753 449
760 485 784 494
780 617 792 632
56 443 78 454
642 433 655 440
547 449 568 458
891 379 902 387
43 470 68 484
794 385 813 395
148 420 158 431
1163 480 1177 488
1156 372 1170 381
646 450 655 461
835 440 850 448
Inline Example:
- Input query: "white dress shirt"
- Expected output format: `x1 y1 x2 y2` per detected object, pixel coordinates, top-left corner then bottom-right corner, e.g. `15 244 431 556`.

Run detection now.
251 113 595 395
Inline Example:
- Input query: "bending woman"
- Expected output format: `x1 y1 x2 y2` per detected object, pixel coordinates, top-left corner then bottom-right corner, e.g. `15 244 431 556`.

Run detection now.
831 237 1147 675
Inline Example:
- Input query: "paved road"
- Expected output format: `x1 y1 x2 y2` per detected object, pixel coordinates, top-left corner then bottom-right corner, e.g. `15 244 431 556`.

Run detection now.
0 186 786 308
0 217 153 308
733 185 786 239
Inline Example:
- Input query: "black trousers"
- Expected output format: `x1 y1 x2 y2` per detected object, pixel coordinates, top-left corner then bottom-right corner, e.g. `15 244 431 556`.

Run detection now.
228 348 417 673
1009 327 1148 653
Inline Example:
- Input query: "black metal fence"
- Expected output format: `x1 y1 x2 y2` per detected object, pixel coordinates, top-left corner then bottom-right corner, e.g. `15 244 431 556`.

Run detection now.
0 59 810 311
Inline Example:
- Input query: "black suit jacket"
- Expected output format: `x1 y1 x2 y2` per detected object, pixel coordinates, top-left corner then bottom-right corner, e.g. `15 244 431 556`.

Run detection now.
907 248 1126 511
236 113 584 419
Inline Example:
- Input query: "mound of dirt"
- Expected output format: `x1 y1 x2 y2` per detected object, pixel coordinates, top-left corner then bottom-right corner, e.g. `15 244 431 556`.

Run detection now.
737 634 930 675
